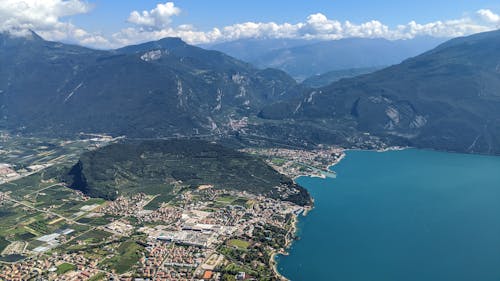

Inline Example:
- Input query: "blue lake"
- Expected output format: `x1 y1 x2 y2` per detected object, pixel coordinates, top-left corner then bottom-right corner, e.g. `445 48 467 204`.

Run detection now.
277 149 500 281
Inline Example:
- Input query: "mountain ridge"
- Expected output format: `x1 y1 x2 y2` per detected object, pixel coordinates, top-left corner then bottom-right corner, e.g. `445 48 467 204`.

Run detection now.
260 29 500 154
208 37 446 80
0 32 301 137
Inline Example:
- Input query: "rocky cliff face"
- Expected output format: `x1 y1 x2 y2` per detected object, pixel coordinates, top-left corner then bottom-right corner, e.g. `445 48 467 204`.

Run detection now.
260 30 500 154
0 32 300 137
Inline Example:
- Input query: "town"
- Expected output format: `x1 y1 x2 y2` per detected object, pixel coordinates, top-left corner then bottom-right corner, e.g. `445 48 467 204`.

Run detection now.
0 135 311 280
241 146 345 179
1 185 303 280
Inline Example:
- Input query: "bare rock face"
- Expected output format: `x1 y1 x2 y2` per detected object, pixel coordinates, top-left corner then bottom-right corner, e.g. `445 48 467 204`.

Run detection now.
0 33 300 137
260 30 500 154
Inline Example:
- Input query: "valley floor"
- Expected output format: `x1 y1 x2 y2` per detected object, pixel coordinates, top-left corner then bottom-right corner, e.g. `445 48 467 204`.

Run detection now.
0 135 324 281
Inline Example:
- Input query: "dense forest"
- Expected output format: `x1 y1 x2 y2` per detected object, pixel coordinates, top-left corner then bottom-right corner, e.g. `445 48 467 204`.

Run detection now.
65 140 312 206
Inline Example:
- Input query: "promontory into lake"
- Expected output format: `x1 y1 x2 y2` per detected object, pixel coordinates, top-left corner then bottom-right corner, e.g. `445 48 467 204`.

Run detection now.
2 1 500 279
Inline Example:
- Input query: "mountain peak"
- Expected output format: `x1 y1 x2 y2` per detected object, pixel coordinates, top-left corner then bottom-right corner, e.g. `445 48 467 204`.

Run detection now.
157 37 186 45
116 37 187 54
27 30 44 41
0 29 44 41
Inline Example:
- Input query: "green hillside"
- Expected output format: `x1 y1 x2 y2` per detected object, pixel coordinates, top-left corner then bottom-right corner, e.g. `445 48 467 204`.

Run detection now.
64 140 311 206
260 30 500 154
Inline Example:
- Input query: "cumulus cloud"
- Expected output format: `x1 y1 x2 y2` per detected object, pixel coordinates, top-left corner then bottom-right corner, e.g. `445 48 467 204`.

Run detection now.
112 3 500 47
0 0 111 48
0 0 90 30
1 1 499 49
127 2 181 30
477 9 500 24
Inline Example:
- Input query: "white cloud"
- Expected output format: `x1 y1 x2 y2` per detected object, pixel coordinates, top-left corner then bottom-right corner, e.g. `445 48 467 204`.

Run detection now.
1 1 499 49
477 9 500 24
0 0 111 48
0 0 90 31
113 4 500 47
127 2 181 30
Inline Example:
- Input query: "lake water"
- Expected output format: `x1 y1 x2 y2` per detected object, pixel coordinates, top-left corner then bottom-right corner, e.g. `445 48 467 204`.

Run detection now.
277 149 500 281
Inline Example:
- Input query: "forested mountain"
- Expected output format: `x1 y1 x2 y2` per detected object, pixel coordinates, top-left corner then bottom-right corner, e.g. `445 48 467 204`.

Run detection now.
260 30 500 154
2 30 500 155
0 32 299 137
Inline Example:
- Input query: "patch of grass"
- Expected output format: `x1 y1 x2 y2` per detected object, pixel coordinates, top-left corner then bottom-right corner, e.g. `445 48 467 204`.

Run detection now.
33 186 76 209
56 263 76 274
0 203 43 236
227 239 250 250
54 198 106 217
77 214 114 226
232 198 248 207
75 230 111 244
101 240 144 274
144 189 175 210
88 272 106 281
28 220 50 235
271 158 286 166
216 195 236 205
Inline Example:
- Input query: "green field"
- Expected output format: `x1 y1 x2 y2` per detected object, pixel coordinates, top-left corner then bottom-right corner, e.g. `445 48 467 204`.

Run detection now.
271 158 286 166
74 230 111 244
88 272 106 281
0 202 46 239
31 185 77 209
216 195 237 204
54 197 106 218
56 263 76 274
228 239 251 249
143 185 175 210
101 240 144 274
0 173 52 199
76 215 115 226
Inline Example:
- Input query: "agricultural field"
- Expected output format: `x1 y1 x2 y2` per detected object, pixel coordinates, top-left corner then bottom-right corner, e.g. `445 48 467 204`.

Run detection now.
0 173 59 199
0 137 303 280
100 240 145 274
0 136 115 265
0 135 113 167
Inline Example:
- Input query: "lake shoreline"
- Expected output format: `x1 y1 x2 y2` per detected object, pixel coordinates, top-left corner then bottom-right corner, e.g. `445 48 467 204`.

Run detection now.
276 146 408 280
277 148 500 280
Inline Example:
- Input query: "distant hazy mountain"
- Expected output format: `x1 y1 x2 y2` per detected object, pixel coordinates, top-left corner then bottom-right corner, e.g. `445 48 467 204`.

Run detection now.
203 38 316 62
0 32 299 137
2 30 500 155
302 67 383 88
208 37 446 80
259 30 500 154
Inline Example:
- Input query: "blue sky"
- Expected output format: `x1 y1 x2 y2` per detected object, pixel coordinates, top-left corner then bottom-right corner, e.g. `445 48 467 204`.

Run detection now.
1 0 499 48
71 0 500 35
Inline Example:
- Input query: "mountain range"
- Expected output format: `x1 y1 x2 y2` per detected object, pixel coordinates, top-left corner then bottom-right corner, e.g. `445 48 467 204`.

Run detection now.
0 31 299 137
208 37 446 80
260 30 500 154
2 30 500 155
301 67 383 88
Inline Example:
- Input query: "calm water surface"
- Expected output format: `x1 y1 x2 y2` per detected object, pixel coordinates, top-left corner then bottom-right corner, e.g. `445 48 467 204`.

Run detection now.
277 149 500 281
